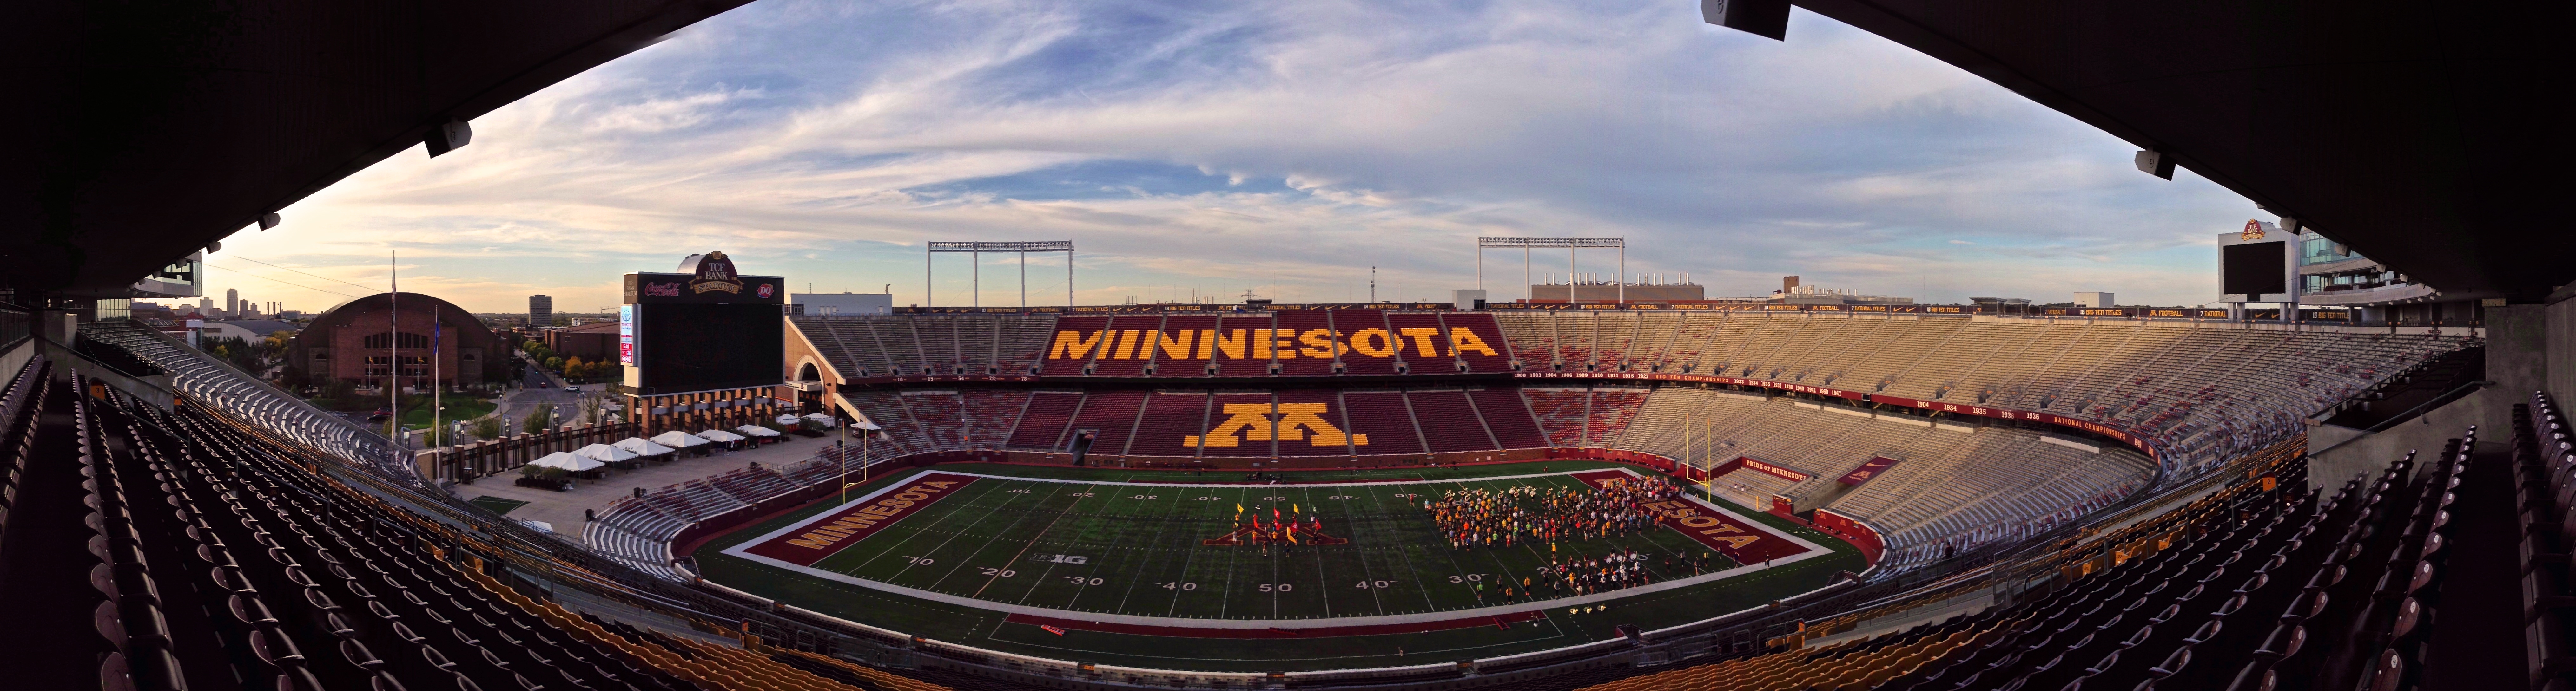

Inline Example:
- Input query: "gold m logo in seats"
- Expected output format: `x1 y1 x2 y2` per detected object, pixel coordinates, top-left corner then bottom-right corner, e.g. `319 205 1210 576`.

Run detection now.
1184 403 1369 447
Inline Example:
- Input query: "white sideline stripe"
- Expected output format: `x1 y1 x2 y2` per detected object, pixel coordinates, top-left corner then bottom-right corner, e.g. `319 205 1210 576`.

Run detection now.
717 468 1831 630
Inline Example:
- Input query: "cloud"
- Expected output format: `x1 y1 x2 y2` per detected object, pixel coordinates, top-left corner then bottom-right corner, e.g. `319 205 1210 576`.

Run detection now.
219 0 2253 314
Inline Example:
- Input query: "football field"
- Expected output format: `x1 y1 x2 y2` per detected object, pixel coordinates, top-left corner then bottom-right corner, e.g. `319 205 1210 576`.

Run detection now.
722 466 1826 623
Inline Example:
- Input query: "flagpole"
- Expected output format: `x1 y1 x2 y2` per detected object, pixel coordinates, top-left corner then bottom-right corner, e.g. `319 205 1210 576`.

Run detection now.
433 316 441 450
388 251 400 443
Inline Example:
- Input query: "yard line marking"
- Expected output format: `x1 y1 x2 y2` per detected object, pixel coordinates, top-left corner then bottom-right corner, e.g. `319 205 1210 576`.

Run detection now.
1367 481 1441 611
966 482 1084 599
1007 482 1104 605
1111 488 1191 615
1335 488 1386 615
875 479 1041 589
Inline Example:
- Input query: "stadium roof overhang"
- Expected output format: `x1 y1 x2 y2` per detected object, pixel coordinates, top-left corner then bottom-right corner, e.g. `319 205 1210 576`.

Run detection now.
1785 0 2571 299
1 0 755 299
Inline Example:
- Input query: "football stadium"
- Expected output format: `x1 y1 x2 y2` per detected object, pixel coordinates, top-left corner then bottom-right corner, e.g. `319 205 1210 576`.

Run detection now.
5 1 2569 691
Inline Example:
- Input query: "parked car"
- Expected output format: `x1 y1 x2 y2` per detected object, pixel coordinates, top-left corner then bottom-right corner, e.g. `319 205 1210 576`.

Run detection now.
366 408 391 421
564 385 581 393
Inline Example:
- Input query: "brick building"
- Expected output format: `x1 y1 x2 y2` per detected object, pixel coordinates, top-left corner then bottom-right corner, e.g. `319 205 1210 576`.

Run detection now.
289 292 507 389
543 320 619 361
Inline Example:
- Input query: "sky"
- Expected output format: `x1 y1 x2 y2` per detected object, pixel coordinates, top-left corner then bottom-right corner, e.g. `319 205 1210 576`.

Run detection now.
209 0 2259 316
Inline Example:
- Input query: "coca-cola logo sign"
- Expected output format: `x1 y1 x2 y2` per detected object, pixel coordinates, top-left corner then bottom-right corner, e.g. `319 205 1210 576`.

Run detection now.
641 282 682 297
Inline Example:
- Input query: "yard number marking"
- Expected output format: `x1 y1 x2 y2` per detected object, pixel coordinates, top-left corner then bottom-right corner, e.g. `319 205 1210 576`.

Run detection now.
1130 494 1159 499
1354 580 1394 589
1067 577 1105 585
977 568 1017 577
1257 583 1295 592
902 556 935 565
1157 582 1198 590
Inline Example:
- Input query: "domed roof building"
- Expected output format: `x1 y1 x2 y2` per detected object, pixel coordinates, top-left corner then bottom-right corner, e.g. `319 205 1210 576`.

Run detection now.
288 292 507 389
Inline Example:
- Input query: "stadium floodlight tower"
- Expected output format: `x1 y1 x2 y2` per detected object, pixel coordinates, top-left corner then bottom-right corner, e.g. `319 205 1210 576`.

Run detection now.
1476 237 1626 303
928 240 1075 309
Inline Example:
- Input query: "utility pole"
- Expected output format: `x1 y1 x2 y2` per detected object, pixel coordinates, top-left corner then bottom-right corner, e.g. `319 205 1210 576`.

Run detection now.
1370 267 1377 302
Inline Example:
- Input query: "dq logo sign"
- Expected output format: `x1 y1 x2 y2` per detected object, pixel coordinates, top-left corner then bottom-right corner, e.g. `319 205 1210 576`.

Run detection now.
1185 403 1369 448
1049 327 1499 361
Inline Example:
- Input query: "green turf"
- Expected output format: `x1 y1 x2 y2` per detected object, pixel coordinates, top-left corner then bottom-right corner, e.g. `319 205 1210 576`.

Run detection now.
694 461 1865 671
805 473 1728 619
467 496 529 515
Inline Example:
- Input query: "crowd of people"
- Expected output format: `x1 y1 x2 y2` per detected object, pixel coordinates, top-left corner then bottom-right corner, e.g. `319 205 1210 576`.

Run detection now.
1422 478 1685 549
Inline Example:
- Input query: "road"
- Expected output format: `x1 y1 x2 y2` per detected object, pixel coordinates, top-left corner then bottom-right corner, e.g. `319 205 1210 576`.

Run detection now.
498 362 582 428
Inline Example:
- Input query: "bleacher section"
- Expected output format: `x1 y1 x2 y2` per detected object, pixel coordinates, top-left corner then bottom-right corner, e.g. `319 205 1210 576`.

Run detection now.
1606 388 2156 568
1578 432 2512 691
1503 311 2468 474
0 369 811 691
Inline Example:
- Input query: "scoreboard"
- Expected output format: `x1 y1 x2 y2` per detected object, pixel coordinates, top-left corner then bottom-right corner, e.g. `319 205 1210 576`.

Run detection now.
622 251 784 395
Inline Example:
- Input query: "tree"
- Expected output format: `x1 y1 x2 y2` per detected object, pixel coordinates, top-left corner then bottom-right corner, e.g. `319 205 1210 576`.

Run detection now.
522 403 555 434
469 415 504 441
578 394 604 426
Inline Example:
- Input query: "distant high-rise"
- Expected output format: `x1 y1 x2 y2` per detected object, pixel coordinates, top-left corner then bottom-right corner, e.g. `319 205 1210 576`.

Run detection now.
226 288 239 315
529 295 553 328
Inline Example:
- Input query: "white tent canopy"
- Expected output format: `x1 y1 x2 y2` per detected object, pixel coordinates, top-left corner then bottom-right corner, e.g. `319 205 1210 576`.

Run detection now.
803 412 838 427
736 424 782 437
572 443 638 464
697 429 747 442
650 430 711 448
530 452 604 472
775 414 804 426
613 437 676 457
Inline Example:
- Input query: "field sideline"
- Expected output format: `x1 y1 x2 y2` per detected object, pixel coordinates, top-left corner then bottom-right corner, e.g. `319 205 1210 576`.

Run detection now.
692 461 1868 670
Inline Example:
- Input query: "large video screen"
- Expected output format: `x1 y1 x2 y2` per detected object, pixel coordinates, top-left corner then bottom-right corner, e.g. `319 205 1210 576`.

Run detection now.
2221 241 2287 297
635 303 782 394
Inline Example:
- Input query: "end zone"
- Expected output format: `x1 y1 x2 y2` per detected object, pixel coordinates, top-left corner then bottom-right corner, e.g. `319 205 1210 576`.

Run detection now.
737 472 982 566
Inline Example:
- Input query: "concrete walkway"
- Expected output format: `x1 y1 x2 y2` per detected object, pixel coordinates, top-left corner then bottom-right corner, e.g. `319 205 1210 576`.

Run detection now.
450 430 861 544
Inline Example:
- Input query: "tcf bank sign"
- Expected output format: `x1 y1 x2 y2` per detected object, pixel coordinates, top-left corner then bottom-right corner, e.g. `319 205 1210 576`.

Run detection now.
1047 325 1500 362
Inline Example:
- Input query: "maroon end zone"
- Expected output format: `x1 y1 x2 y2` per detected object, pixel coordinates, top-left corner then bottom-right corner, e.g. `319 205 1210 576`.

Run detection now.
1005 610 1548 638
742 473 981 566
1571 470 1810 563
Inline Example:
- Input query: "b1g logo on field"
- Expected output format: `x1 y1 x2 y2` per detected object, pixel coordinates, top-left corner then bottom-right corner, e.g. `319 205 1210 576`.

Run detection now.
1186 403 1368 448
1027 554 1089 564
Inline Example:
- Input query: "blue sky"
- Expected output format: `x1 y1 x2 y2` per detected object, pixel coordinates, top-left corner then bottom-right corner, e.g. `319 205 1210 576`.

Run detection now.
214 0 2258 315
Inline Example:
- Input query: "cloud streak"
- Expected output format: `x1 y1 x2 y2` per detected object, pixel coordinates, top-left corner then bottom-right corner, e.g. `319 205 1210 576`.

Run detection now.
217 0 2254 314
